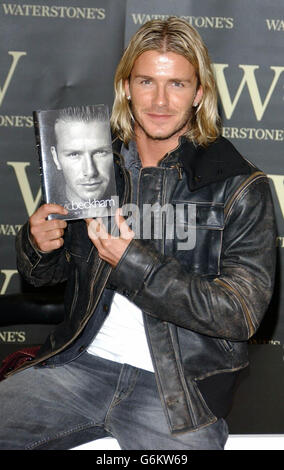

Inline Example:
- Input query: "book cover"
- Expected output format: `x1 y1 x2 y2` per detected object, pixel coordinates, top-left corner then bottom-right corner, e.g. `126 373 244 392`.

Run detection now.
33 104 118 220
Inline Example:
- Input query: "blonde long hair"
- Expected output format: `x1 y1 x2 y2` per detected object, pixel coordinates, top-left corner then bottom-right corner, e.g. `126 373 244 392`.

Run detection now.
110 17 221 146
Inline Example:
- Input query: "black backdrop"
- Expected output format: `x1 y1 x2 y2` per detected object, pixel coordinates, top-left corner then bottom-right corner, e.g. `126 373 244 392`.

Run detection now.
0 0 283 434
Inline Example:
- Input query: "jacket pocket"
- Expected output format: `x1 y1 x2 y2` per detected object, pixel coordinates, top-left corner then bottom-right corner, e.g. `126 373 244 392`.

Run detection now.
169 201 224 275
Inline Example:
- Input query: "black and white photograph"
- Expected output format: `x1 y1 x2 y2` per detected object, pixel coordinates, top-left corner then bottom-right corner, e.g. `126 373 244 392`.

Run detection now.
34 104 118 220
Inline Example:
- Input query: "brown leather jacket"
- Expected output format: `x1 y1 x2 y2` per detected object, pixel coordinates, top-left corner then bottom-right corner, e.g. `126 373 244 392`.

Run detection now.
14 136 276 433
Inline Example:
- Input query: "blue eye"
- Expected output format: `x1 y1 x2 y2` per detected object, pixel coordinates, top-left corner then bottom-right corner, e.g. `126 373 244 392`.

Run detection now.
141 79 152 85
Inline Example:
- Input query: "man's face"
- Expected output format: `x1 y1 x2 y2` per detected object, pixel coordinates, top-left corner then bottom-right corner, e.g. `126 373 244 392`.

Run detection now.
125 50 203 142
52 120 113 202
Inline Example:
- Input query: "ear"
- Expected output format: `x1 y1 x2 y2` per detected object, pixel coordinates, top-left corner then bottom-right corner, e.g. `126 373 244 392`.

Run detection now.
124 79 131 100
193 85 203 107
51 146 62 170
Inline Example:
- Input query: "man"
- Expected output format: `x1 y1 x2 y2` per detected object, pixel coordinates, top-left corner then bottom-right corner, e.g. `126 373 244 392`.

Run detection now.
0 18 276 450
49 105 117 220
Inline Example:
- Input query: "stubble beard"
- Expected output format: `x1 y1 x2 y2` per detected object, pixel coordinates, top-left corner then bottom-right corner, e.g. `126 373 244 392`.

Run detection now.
132 107 192 142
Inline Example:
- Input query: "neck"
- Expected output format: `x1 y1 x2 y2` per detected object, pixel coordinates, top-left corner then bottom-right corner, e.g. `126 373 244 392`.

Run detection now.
135 129 181 168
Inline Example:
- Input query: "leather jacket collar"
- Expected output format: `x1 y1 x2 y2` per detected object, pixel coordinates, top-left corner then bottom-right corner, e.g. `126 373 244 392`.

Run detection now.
113 134 254 192
174 136 254 191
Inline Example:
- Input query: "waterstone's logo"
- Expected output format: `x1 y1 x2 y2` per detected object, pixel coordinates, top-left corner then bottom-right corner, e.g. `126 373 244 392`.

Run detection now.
1 3 106 20
131 13 234 29
0 330 26 343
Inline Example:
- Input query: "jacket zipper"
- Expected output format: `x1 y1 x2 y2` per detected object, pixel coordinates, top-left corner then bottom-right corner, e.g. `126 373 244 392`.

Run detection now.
214 277 255 338
171 163 183 180
224 171 264 221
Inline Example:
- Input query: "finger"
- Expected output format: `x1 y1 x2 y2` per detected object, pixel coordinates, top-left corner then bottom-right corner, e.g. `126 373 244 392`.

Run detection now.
96 218 109 239
89 218 109 241
114 208 123 226
31 225 66 251
35 218 67 231
37 237 65 253
85 218 93 226
86 219 99 239
115 209 134 240
86 219 108 244
30 204 68 224
29 211 67 252
30 219 67 241
85 218 105 232
35 227 65 243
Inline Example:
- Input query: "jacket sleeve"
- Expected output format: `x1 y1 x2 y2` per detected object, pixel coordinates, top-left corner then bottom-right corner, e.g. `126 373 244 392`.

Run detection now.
15 221 69 287
109 175 277 341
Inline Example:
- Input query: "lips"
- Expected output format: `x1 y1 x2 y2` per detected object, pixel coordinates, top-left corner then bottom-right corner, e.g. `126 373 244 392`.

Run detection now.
79 181 102 187
147 113 173 119
146 112 176 124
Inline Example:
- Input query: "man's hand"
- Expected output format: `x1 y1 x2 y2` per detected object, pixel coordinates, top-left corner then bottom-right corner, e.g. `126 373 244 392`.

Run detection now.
29 204 68 252
86 209 134 267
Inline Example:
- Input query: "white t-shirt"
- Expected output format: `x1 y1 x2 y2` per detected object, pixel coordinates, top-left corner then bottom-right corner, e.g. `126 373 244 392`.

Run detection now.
87 292 154 373
88 141 154 373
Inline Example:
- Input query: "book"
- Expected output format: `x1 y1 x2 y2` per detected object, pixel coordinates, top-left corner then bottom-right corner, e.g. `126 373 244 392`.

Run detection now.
33 104 118 220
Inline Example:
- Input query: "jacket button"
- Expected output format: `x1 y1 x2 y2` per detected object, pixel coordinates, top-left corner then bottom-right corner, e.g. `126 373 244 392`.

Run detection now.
78 346 85 353
103 304 109 312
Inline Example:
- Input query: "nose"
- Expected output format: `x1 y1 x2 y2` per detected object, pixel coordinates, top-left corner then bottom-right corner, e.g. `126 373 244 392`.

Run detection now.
82 154 98 178
153 83 168 108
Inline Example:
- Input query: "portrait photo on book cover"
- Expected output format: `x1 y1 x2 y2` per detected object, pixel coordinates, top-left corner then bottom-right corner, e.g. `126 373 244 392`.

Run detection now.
34 104 118 220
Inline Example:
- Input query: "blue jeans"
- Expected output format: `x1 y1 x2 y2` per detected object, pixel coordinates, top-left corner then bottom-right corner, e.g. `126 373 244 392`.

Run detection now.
0 353 228 450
